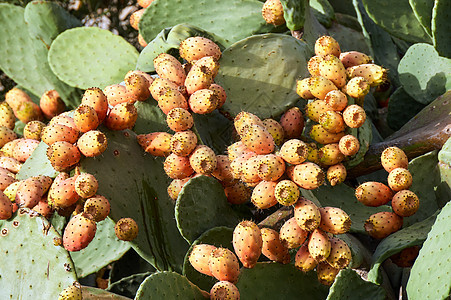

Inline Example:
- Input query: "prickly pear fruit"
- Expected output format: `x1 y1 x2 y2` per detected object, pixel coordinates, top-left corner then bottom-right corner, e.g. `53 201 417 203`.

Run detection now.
224 180 251 205
185 66 214 95
296 77 314 99
257 154 285 181
391 190 419 217
308 76 338 100
364 212 403 239
262 119 284 146
319 207 351 234
324 90 348 112
193 56 220 78
73 105 100 133
233 220 263 268
230 154 255 180
308 229 331 262
342 104 366 128
318 143 345 166
15 177 44 208
390 246 420 268
280 217 308 249
23 120 45 140
12 139 39 162
74 173 98 198
32 195 54 218
317 262 340 286
0 102 16 130
315 36 341 57
149 77 178 101
49 114 77 131
166 108 194 132
346 64 387 86
48 176 80 208
154 55 186 87
318 54 347 88
234 112 263 137
137 132 172 157
0 157 21 174
209 247 240 283
189 89 218 114
83 195 110 222
129 8 145 30
260 227 290 263
387 168 412 191
115 217 139 241
250 180 277 209
103 84 137 106
179 37 221 63
63 213 97 251
274 180 300 206
15 101 43 124
0 191 13 220
167 177 190 201
381 146 408 173
295 244 317 272
81 87 108 123
105 102 138 130
262 0 285 26
189 145 217 175
164 153 194 179
319 111 345 134
3 180 20 202
291 162 325 190
227 141 251 162
0 126 17 148
41 124 79 146
310 124 345 145
211 155 234 184
0 169 16 192
240 156 262 186
355 181 393 207
210 281 240 300
158 89 189 115
5 87 32 112
307 55 323 77
46 141 81 171
279 139 309 165
339 51 372 68
58 282 82 300
189 244 217 277
170 130 198 157
209 83 227 108
77 130 108 157
342 76 370 99
338 135 360 156
305 100 333 123
279 107 304 139
294 197 321 231
39 90 65 120
241 125 275 155
326 163 347 186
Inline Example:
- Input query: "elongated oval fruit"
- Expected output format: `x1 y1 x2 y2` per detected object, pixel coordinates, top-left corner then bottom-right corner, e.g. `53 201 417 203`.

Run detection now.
319 54 347 88
295 244 317 272
342 76 370 98
294 197 321 231
105 102 138 130
279 139 309 165
309 76 338 100
0 102 16 130
15 177 44 208
233 220 263 268
324 90 348 111
257 154 285 181
241 125 275 155
326 237 352 269
391 190 419 217
208 247 240 283
81 87 109 123
41 124 79 146
240 155 261 186
48 176 80 208
339 51 372 68
319 111 345 134
318 143 345 166
279 217 308 249
0 190 13 220
189 89 218 114
279 107 304 139
309 124 345 145
73 105 99 133
319 207 351 234
179 37 221 63
137 132 172 157
163 153 194 179
211 155 234 184
189 244 217 277
251 180 278 209
317 262 340 286
63 213 97 251
260 227 290 264
346 64 387 86
308 229 331 262
326 163 347 186
262 118 284 146
291 162 325 190
157 89 189 115
234 112 263 137
296 77 314 99
103 84 136 106
154 54 186 86
315 36 341 57
355 181 393 207
364 212 403 239
381 146 408 173
47 141 81 171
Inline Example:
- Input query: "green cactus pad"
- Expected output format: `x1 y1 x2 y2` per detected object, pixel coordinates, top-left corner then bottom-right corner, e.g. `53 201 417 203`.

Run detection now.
138 0 272 45
135 271 207 299
183 226 234 291
407 201 451 299
109 249 156 285
136 24 228 73
301 5 328 53
16 141 59 180
175 176 240 243
398 43 451 105
432 0 451 58
70 217 131 278
280 0 308 31
387 87 426 131
409 0 434 36
193 111 233 155
310 0 335 28
367 212 437 284
134 101 170 134
107 272 153 299
327 269 386 300
48 27 139 89
438 137 451 187
79 128 189 273
327 21 370 54
236 262 329 299
81 286 132 300
215 34 310 119
344 118 372 168
0 208 77 299
362 0 431 44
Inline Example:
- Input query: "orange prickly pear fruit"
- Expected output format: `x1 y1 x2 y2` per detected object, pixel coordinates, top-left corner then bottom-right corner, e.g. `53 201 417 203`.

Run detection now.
234 111 263 137
105 102 138 130
387 168 412 191
154 53 180 68
167 177 191 201
317 262 340 286
224 180 251 205
346 64 387 87
170 130 198 157
179 37 221 63
32 175 52 194
355 181 393 207
227 141 251 162
166 108 194 132
125 72 151 101
318 54 347 88
318 143 345 166
63 213 97 252
154 55 186 87
192 56 220 78
184 66 214 95
188 89 218 114
326 163 347 186
129 8 145 30
0 190 13 219
149 77 179 101
308 228 331 262
103 84 136 106
318 111 345 134
77 130 108 157
308 76 338 100
233 220 263 268
209 84 227 108
294 197 321 231
381 146 408 173
23 120 45 140
342 76 370 99
81 87 108 123
312 122 346 144
257 154 285 181
189 145 217 175
315 36 341 57
295 244 317 272
262 118 284 146
0 169 16 191
342 104 366 128
324 90 348 112
49 114 78 131
0 102 16 130
274 179 299 206
5 87 32 112
40 90 66 119
58 282 82 300
364 212 403 239
47 141 81 171
210 281 240 300
48 176 80 208
83 195 110 222
279 217 308 249
241 125 275 155
262 0 285 26
157 89 189 115
13 139 40 162
164 153 194 179
240 156 262 186
15 177 44 208
338 135 360 156
32 195 54 219
260 227 290 264
305 100 333 123
189 244 217 276
74 173 98 198
0 126 17 148
0 157 22 174
390 246 420 268
279 107 304 139
41 124 79 146
319 207 351 234
339 51 372 68
137 132 172 157
74 104 100 133
125 70 154 86
391 190 419 217
279 139 309 165
291 162 325 190
114 217 139 241
308 55 324 77
137 0 153 7
229 152 256 180
296 77 315 99
211 155 234 185
208 247 240 283
326 237 352 269
251 180 277 209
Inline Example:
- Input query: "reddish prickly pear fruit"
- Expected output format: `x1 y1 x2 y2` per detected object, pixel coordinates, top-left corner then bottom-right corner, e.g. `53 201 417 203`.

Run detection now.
364 212 403 239
342 104 366 128
305 100 333 123
317 262 340 286
260 227 290 264
0 102 16 130
279 217 308 249
13 139 40 162
0 156 22 174
114 217 139 241
318 143 345 166
355 182 393 207
233 220 263 268
154 56 186 87
274 179 299 206
307 55 324 77
212 155 234 184
32 175 52 194
32 196 54 218
15 177 44 208
390 246 420 268
262 118 284 146
125 73 151 102
0 169 16 191
319 111 345 134
74 104 100 133
15 100 43 124
5 87 32 112
47 141 81 171
227 141 252 162
48 176 80 208
224 180 251 205
189 244 217 276
154 53 180 69
83 195 110 222
189 89 218 114
257 154 285 181
0 190 13 220
324 90 348 112
279 107 304 139
338 135 360 156
0 126 17 148
296 77 315 99
137 132 172 157
157 89 189 114
241 125 275 155
308 76 338 100
234 112 264 137
210 281 240 300
339 51 372 68
387 168 412 191
229 153 256 180
381 146 408 173
279 139 309 165
105 102 138 130
291 162 325 190
185 66 214 95
326 163 347 186
63 213 97 251
342 76 370 99
319 207 351 234
129 8 144 30
189 145 218 175
125 70 154 86
308 228 331 262
149 77 179 101
294 197 321 231
58 282 82 300
164 153 194 179
81 87 108 123
179 37 221 63
167 178 190 201
166 108 194 132
77 130 108 157
41 124 79 146
49 114 77 131
208 247 240 283
318 54 347 88
347 64 387 87
326 237 352 269
391 190 419 217
170 130 198 157
315 36 341 57
262 0 285 26
40 90 65 119
209 84 227 108
310 124 345 145
193 56 220 78
251 181 277 209
240 156 262 186
295 244 317 272
23 120 45 140
74 173 98 198
103 84 136 106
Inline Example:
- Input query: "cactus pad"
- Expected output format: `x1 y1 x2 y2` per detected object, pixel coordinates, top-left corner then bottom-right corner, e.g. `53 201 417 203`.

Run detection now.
107 272 153 299
432 0 451 58
344 118 372 168
134 101 170 134
387 87 425 131
16 142 59 180
280 0 308 31
193 111 233 154
327 269 386 299
409 0 434 36
438 137 451 187
310 0 335 28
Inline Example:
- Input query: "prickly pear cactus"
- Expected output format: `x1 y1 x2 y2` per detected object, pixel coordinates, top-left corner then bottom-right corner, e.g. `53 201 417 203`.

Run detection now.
438 137 451 187
16 142 59 180
327 269 386 299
